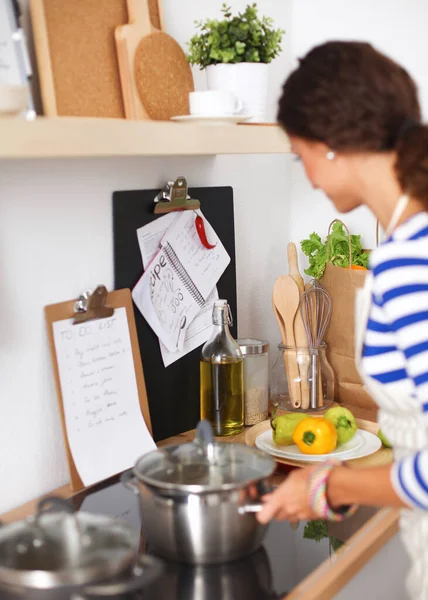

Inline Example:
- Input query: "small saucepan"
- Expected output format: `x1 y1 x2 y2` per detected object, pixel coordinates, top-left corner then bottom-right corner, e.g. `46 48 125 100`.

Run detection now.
122 420 276 565
0 496 163 598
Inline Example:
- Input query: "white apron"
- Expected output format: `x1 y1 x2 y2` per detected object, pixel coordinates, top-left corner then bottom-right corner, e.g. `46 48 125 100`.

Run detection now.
355 272 428 599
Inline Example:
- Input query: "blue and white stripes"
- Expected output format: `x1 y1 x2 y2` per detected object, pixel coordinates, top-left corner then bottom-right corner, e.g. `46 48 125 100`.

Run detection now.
362 212 428 509
391 451 428 511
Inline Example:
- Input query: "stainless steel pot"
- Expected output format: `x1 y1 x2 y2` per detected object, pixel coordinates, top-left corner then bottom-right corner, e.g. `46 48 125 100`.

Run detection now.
0 496 163 598
122 420 276 565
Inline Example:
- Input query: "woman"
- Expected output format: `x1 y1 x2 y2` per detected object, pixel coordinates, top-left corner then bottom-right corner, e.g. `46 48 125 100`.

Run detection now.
257 41 428 599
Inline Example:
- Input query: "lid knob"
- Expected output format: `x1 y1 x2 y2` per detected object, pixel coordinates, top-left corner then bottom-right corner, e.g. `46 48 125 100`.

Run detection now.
195 420 215 464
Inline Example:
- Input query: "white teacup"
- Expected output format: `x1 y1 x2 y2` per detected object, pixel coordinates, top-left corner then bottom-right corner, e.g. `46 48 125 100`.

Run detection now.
189 90 243 117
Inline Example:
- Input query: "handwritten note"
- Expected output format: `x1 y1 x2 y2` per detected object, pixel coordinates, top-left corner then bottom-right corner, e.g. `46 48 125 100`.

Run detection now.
52 308 156 487
163 210 229 300
0 2 21 85
133 210 229 353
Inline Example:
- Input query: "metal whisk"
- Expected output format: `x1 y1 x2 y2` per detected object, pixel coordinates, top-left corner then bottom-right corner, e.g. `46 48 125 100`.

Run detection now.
299 281 332 409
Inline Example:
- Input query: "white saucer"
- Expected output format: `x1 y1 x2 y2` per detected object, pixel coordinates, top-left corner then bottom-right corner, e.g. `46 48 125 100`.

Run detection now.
255 429 381 463
170 114 252 126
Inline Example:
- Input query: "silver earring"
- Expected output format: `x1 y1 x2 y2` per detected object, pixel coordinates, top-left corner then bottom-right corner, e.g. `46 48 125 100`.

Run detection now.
326 150 336 160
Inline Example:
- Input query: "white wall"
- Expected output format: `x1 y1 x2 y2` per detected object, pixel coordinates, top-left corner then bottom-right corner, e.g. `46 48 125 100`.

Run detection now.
289 0 428 262
0 1 293 513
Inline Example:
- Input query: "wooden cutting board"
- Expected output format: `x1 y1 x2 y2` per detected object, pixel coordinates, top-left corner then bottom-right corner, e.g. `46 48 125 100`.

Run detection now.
245 417 393 469
30 0 164 117
115 0 194 120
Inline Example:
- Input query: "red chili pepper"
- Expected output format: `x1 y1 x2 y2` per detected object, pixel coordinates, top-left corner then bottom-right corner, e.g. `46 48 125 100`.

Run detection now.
195 214 216 249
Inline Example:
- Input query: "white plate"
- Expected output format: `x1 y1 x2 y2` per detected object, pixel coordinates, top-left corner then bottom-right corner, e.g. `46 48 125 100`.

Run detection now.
256 429 364 461
257 429 364 460
170 114 252 126
255 429 381 463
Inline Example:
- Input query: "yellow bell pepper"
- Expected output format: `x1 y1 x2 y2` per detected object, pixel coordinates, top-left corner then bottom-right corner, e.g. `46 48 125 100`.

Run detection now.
292 417 338 455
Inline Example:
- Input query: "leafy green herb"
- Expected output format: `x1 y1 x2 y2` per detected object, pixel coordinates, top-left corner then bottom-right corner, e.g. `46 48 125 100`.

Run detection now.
186 3 285 69
303 519 328 542
330 536 344 552
300 222 369 279
303 519 344 552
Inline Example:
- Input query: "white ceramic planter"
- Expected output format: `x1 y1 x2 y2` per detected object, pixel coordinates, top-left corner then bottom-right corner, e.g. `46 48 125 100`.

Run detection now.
205 63 269 123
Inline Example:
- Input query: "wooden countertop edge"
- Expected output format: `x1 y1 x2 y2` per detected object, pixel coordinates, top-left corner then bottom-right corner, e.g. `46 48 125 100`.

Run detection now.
284 507 400 600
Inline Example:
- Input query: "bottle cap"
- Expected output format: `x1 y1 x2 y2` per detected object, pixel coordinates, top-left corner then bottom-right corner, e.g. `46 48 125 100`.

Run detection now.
214 299 228 307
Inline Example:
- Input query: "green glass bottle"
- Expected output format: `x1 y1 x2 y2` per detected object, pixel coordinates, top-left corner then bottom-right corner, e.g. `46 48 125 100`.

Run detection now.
200 300 244 436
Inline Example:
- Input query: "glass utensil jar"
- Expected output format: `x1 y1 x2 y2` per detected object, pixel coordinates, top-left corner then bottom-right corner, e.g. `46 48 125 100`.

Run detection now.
270 343 334 413
200 300 244 436
237 339 269 426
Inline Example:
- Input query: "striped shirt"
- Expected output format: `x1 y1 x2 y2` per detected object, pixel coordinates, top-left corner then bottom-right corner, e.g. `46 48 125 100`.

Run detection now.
362 211 428 510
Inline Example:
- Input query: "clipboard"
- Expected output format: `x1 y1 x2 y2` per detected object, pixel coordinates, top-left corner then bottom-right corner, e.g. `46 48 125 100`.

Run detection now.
113 183 237 441
45 286 152 491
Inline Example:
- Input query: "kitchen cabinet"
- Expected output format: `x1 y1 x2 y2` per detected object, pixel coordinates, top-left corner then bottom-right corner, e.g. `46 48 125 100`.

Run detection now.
0 117 290 159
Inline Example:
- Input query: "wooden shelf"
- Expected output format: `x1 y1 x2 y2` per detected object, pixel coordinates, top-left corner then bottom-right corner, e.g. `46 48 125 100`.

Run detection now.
0 117 290 159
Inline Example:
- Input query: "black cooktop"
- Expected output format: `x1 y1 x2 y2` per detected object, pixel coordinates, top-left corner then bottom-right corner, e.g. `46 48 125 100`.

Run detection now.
65 472 379 600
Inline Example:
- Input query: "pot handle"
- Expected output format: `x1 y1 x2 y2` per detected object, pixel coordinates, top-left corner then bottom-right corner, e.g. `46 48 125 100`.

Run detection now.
37 496 75 516
237 483 277 515
120 469 139 495
238 502 263 514
81 554 163 596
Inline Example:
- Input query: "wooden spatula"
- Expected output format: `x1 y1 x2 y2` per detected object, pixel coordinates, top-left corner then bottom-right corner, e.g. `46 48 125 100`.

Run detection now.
272 275 302 409
115 0 194 120
287 243 311 410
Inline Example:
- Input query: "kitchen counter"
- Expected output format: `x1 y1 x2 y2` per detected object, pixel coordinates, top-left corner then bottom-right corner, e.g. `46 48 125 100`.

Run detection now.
1 405 400 599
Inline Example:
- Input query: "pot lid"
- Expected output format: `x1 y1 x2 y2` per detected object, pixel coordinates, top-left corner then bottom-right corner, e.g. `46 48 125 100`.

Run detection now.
0 497 139 590
134 420 275 493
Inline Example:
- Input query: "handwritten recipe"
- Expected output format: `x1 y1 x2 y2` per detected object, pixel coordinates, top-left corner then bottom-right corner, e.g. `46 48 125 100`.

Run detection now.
52 308 156 486
133 210 230 354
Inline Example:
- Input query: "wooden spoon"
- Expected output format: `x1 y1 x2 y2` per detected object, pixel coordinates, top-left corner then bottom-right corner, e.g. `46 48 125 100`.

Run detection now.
288 243 310 410
272 300 287 346
287 243 305 294
272 275 301 409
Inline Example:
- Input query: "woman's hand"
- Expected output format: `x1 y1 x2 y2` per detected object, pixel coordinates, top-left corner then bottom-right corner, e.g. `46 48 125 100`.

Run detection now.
257 466 320 524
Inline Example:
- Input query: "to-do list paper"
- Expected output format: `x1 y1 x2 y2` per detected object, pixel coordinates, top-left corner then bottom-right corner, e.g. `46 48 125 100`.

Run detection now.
52 307 156 486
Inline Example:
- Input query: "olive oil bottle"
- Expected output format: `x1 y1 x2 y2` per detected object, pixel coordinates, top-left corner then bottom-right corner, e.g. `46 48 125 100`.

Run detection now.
200 300 244 436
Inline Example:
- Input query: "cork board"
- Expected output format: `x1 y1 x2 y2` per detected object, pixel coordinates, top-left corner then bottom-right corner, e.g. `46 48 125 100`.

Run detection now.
30 0 164 117
45 288 152 491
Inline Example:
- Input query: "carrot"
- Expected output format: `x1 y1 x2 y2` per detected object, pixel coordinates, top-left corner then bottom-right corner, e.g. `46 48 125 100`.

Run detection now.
350 265 367 270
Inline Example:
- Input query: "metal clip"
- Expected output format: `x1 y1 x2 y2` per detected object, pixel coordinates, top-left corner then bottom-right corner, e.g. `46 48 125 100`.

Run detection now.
227 303 234 327
154 177 200 214
73 285 114 324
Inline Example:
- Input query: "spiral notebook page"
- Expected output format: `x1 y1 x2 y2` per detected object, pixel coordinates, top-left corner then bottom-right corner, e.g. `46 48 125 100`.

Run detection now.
137 214 219 367
133 210 230 353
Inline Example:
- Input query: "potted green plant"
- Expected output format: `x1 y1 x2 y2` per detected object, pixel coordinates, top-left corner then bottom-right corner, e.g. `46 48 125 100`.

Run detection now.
186 3 285 122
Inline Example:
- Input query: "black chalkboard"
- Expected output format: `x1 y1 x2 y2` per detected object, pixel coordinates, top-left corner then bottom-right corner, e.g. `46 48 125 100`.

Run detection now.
113 187 237 442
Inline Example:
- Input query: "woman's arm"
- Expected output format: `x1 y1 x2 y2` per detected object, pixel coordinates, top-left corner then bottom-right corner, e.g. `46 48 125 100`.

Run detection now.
327 464 408 509
257 463 408 525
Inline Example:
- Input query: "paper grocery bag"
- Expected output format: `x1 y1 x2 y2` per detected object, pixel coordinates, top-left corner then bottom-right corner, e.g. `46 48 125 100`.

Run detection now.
320 221 377 410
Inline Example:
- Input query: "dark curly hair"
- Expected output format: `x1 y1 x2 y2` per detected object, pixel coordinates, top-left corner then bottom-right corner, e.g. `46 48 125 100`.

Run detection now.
278 41 428 202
